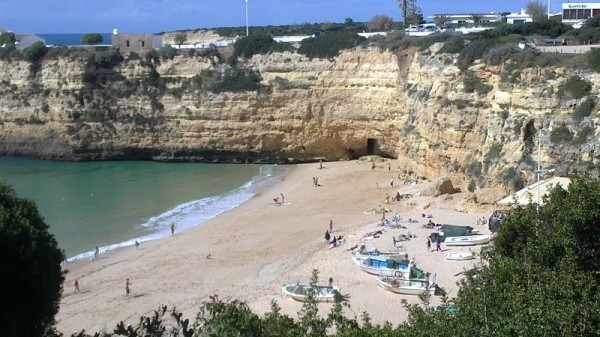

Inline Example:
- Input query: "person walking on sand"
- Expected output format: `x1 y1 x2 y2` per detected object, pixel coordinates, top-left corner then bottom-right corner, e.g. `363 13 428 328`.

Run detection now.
135 240 140 249
94 246 99 260
170 223 175 237
280 193 285 204
427 238 431 252
436 237 442 252
390 178 394 188
74 279 80 293
329 219 333 233
125 278 132 296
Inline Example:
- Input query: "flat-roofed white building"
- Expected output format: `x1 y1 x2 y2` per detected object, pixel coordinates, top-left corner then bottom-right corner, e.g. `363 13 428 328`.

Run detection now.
562 2 600 23
428 13 502 24
506 9 533 24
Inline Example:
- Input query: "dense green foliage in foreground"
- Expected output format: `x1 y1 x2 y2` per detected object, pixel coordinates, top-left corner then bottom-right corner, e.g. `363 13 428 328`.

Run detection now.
0 183 65 337
64 176 600 336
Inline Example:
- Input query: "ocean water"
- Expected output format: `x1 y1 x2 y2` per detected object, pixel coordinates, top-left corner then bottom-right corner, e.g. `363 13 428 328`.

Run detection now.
0 157 286 260
38 33 112 46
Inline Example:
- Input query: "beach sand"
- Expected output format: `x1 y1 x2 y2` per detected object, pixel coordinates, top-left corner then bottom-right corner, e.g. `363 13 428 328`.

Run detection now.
56 160 493 334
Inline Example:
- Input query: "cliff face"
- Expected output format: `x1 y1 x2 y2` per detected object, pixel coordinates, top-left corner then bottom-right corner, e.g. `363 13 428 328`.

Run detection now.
0 44 598 198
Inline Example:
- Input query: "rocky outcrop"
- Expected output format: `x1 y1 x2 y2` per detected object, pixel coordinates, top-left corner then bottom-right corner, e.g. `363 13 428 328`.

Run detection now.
0 44 598 199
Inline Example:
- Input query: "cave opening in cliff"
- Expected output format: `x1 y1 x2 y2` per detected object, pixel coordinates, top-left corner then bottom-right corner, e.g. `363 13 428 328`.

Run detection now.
367 138 377 155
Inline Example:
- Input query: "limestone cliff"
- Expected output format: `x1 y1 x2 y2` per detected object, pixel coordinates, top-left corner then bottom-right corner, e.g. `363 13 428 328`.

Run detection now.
0 44 598 199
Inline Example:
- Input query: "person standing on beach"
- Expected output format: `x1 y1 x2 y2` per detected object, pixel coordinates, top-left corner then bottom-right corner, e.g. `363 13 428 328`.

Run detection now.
125 278 131 296
170 223 175 237
94 246 99 260
390 178 394 188
74 279 80 293
427 238 431 252
135 240 140 249
436 237 442 252
280 193 285 204
319 159 323 170
329 219 333 233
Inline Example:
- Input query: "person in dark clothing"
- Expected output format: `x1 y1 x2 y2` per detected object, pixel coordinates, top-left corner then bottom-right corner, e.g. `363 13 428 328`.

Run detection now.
324 230 331 242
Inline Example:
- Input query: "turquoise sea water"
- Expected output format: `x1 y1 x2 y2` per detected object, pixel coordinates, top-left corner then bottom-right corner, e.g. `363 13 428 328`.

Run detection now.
0 157 285 260
38 33 112 46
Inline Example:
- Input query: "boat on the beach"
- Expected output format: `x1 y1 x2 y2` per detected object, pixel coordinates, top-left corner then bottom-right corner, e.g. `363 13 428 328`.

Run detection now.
445 251 475 260
354 256 429 279
354 246 406 262
377 276 437 295
444 235 491 246
281 283 341 302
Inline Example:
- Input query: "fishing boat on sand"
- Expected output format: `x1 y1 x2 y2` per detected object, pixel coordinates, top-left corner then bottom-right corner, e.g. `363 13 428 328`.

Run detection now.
354 246 406 262
377 276 437 295
444 235 490 246
281 283 341 302
354 256 429 280
445 251 475 260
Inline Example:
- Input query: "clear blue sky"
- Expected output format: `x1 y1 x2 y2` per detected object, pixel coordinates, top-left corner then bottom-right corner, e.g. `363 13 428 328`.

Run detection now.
2 0 565 34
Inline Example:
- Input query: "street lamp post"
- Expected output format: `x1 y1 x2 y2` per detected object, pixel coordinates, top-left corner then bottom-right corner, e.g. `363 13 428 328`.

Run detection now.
245 0 249 37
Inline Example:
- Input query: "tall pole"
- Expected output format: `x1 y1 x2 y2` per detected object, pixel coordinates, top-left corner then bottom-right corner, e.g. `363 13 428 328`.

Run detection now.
245 0 249 36
537 126 542 215
547 0 550 19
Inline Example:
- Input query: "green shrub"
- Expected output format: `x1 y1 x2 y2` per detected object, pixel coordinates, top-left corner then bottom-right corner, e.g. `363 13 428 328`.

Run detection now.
563 75 592 99
24 41 47 61
458 38 496 69
158 45 178 60
210 66 262 93
586 48 600 72
438 35 465 54
463 70 492 95
573 97 595 121
297 31 366 59
573 125 594 144
93 49 123 68
484 44 517 66
550 125 573 143
232 34 276 59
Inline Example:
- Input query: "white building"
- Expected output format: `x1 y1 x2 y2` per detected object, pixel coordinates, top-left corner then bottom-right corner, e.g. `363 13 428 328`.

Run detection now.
506 9 533 24
562 2 600 24
428 13 502 25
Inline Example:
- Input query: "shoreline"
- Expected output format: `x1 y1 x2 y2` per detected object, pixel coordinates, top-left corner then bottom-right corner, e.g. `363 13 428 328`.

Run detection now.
56 159 492 334
63 164 286 262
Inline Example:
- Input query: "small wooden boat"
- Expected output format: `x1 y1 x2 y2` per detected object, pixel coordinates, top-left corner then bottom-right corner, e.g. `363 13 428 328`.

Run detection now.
445 251 475 260
354 246 406 262
377 276 437 295
444 235 490 246
281 283 340 302
353 256 411 276
354 256 430 280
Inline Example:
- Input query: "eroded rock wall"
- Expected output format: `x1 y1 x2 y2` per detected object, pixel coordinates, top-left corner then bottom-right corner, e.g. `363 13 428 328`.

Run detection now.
0 45 598 197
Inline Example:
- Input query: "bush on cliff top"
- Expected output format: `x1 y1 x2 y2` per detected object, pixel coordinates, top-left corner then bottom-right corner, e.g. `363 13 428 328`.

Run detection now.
232 34 276 60
297 31 366 59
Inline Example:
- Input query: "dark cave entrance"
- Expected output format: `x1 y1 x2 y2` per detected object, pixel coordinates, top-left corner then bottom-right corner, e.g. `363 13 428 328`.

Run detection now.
367 138 377 155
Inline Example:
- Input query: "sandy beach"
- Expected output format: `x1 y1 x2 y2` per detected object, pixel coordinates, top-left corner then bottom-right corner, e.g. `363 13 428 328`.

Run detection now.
56 159 493 334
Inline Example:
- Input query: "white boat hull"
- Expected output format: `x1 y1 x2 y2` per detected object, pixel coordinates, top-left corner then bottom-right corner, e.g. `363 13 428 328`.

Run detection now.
444 235 490 246
445 251 475 260
377 277 437 295
281 283 340 302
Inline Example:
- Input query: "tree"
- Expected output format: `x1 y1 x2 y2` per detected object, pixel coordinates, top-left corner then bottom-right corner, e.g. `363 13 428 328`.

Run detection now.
80 33 103 45
173 32 187 48
0 183 65 337
399 0 422 26
0 31 16 46
434 14 450 28
24 41 48 61
367 15 394 32
470 13 483 26
526 0 548 22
